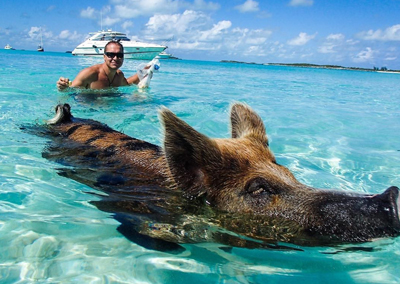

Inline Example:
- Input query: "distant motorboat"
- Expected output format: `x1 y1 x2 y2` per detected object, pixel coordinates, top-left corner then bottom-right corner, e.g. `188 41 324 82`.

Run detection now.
156 51 179 60
72 29 167 60
4 44 15 50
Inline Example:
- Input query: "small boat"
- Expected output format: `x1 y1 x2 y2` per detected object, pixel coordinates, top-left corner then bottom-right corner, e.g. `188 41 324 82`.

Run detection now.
4 44 15 50
37 27 44 52
156 51 179 60
72 29 167 60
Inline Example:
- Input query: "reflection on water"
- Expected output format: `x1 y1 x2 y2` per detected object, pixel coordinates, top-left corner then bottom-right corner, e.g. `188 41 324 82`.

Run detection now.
56 88 157 115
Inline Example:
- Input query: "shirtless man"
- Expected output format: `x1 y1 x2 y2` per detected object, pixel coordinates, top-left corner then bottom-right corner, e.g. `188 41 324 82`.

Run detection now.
57 41 141 90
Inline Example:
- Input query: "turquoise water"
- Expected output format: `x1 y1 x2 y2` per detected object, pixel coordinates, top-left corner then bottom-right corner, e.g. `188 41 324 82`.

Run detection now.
1 49 400 283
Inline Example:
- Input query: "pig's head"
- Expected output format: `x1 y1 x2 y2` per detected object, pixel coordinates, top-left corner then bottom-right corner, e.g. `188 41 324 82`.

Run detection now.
160 103 400 245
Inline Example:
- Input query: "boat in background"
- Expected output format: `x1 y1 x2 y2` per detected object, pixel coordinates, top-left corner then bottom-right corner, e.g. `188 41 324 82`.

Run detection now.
4 44 15 50
37 27 44 52
72 29 167 60
156 51 179 60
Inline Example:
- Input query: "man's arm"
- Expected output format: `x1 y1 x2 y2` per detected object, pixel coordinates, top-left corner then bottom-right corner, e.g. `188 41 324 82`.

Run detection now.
69 71 89 88
125 63 153 85
126 73 140 85
56 67 95 90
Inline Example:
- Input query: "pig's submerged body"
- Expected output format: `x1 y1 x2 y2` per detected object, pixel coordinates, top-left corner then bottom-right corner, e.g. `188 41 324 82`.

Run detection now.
40 103 400 249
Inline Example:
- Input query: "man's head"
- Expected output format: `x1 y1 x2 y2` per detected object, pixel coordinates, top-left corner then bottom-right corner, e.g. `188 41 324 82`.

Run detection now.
104 41 124 70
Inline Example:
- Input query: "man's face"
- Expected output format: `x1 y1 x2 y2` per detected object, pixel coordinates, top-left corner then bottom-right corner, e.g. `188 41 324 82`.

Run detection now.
104 43 124 70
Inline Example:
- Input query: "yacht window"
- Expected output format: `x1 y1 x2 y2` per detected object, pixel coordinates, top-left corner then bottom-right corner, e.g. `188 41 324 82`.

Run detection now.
91 34 130 41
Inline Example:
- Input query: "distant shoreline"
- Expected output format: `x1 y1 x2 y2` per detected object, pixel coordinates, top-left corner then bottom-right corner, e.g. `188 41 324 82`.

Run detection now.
220 60 400 74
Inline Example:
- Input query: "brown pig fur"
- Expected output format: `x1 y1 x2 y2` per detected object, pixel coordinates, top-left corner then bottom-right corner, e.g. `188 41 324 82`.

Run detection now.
41 103 400 247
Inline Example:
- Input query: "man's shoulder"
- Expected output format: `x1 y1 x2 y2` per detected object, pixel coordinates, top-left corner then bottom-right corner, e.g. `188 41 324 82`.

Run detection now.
78 64 102 76
85 64 102 72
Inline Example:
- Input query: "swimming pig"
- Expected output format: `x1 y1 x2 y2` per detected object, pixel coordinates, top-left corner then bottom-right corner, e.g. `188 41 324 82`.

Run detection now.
42 103 400 248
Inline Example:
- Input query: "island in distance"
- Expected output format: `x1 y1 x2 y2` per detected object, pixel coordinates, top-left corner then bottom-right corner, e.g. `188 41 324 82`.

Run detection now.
220 60 400 73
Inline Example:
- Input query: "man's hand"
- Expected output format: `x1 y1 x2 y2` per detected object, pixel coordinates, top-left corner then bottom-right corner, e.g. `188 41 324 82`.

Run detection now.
57 77 71 90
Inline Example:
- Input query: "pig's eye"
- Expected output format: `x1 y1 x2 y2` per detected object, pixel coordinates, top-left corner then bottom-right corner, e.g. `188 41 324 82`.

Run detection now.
244 177 276 196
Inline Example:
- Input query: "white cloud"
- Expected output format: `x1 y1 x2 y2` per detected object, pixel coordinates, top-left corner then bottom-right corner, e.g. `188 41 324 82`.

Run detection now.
199 20 231 41
318 34 345 54
318 45 336 54
288 0 313 7
102 6 112 14
327 33 345 41
27 26 53 43
59 30 71 39
115 0 179 18
174 41 201 50
245 29 271 45
191 0 220 11
346 39 359 45
28 26 41 38
144 10 212 39
103 16 121 26
357 24 400 41
235 0 260 13
223 27 272 54
140 9 273 56
383 47 398 62
80 7 97 19
58 30 82 41
121 21 134 30
353 47 375 62
385 56 397 61
112 0 219 18
287 32 316 45
80 6 115 27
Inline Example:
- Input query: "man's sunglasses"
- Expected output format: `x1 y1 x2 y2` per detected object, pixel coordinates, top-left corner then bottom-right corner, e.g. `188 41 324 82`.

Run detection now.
105 52 124 59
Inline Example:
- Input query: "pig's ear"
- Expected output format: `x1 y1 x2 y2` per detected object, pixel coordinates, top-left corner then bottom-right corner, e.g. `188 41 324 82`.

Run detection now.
230 103 268 146
160 107 221 198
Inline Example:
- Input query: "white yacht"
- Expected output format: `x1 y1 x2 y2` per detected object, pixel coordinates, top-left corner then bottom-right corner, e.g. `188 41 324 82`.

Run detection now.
72 29 167 60
156 51 179 60
4 44 14 50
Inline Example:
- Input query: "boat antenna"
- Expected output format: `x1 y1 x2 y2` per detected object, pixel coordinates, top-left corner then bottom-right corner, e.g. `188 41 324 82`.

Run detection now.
161 36 174 46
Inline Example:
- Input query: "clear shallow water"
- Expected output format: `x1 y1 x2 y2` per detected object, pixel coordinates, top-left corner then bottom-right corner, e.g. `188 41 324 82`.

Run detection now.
1 49 400 283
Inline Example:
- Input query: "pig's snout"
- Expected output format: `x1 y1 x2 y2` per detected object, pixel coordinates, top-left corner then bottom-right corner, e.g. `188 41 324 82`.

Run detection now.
374 186 400 230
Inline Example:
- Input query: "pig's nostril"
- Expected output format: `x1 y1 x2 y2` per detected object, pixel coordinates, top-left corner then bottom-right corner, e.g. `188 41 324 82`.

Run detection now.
396 189 400 222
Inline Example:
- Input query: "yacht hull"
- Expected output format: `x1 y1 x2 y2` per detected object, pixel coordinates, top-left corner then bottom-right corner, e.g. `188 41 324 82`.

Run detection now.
72 40 166 60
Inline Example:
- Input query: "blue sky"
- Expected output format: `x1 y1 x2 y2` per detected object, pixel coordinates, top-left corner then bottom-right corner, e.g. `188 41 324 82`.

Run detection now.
1 0 400 69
